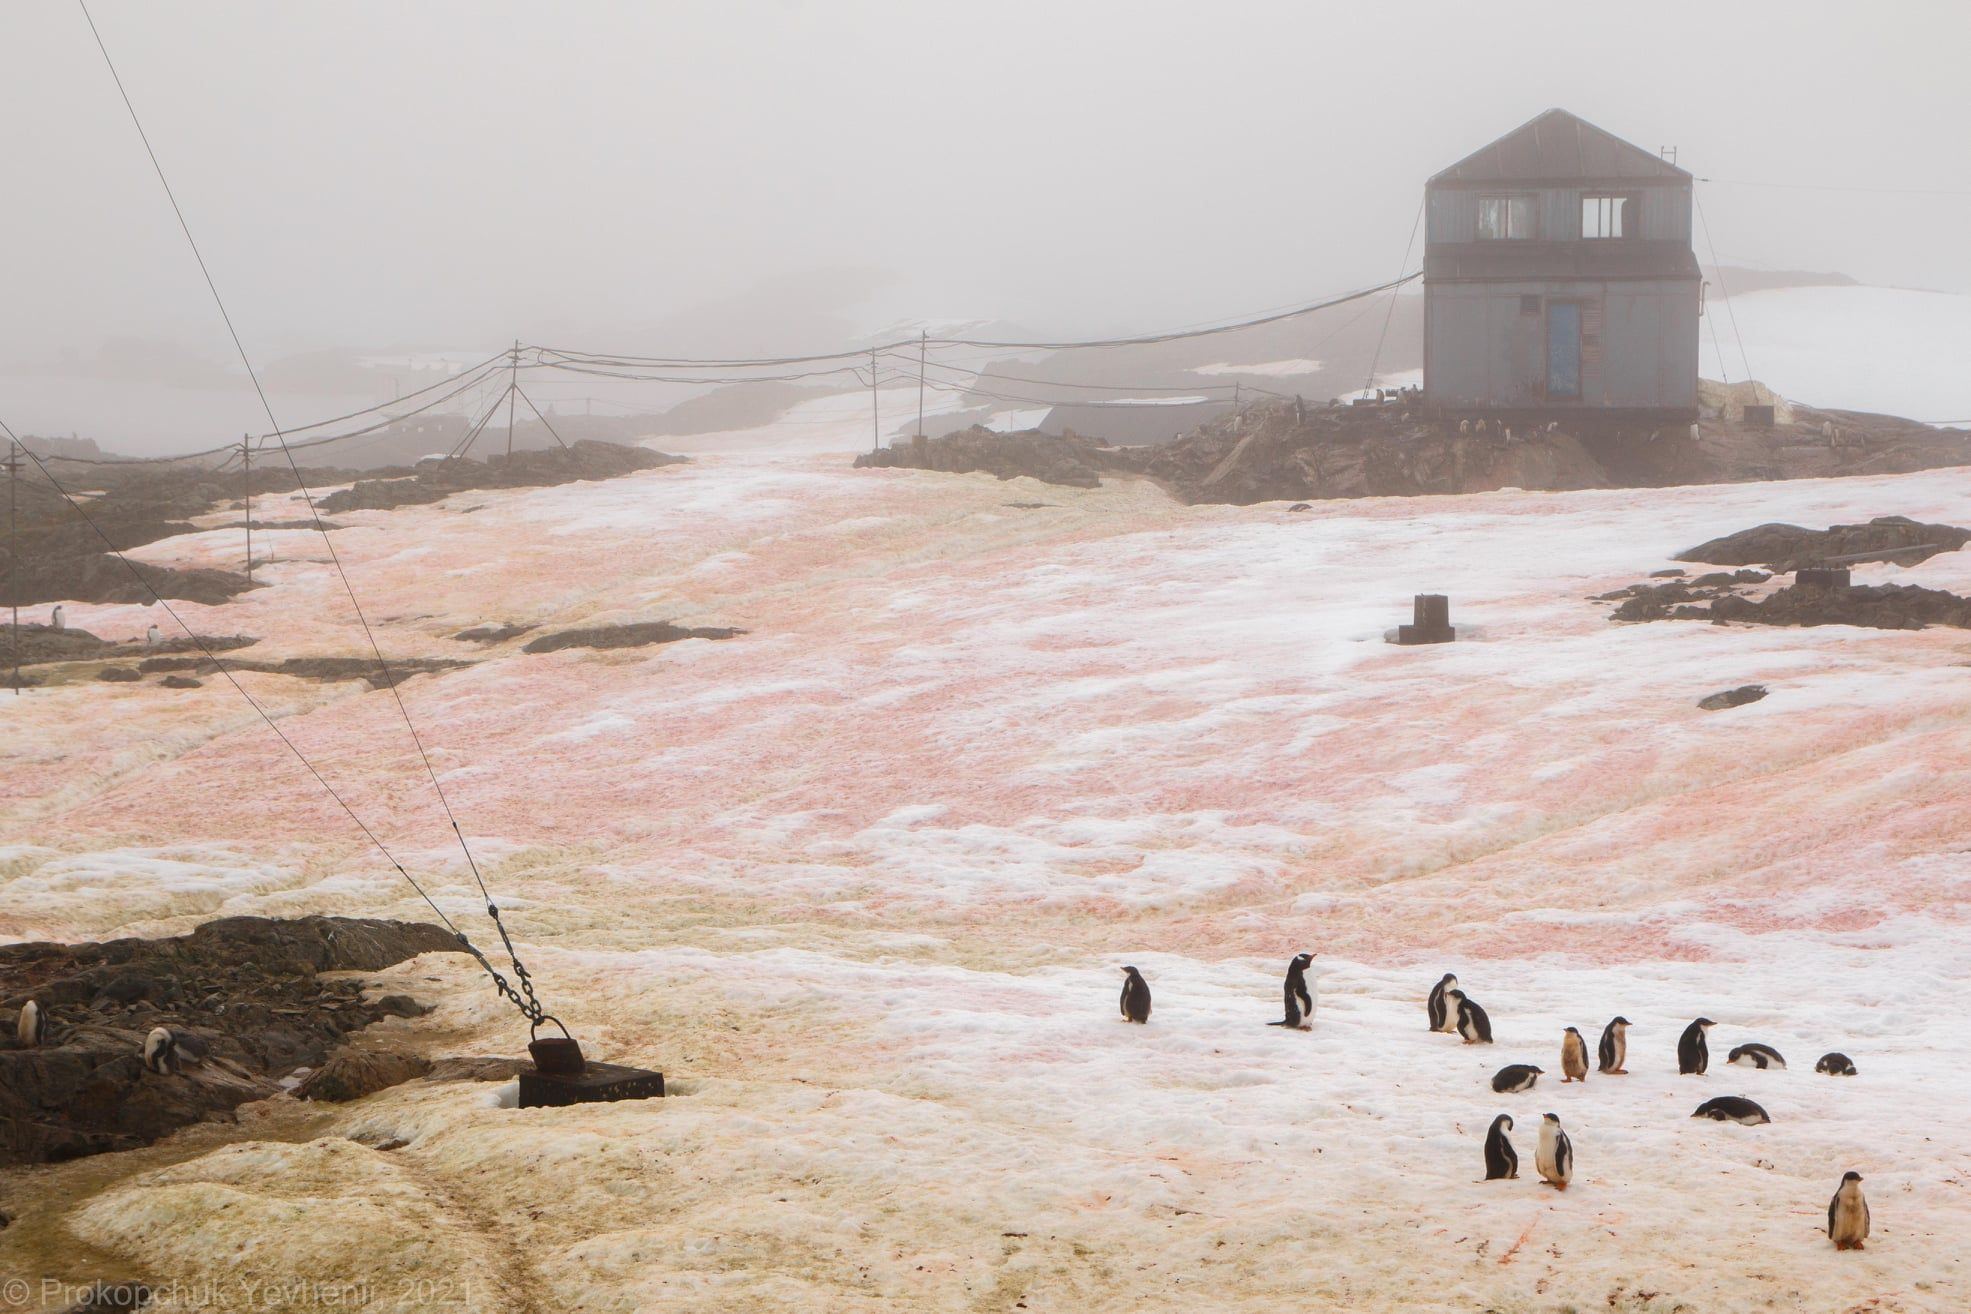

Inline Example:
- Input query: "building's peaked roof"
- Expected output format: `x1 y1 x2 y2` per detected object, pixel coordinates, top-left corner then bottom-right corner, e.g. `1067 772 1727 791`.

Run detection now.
1430 109 1690 186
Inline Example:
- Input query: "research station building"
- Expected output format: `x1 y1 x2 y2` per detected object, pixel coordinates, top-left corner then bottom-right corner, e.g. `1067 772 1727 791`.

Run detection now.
1422 108 1701 423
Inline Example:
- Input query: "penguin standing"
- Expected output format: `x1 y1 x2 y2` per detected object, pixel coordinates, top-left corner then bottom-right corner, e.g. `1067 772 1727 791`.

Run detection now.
50 605 65 631
15 999 43 1048
1827 1172 1870 1250
1597 1016 1630 1074
1815 1052 1858 1076
1450 990 1492 1044
1427 973 1458 1033
1534 1112 1572 1191
1491 1063 1543 1094
145 624 162 649
142 1026 178 1074
1727 1042 1786 1070
1677 1017 1716 1075
1119 966 1151 1024
1267 952 1314 1030
1483 1114 1518 1180
1560 1027 1588 1083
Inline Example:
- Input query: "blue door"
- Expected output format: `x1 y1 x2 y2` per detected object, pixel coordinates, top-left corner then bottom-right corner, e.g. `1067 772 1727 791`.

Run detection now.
1547 302 1581 398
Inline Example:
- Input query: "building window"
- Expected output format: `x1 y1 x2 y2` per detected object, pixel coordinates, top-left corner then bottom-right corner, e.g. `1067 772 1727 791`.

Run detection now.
1477 194 1535 240
1581 193 1636 239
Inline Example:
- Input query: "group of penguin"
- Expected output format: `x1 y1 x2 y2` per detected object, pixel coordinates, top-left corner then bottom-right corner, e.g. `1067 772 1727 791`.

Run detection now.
12 999 206 1074
1115 962 1873 1251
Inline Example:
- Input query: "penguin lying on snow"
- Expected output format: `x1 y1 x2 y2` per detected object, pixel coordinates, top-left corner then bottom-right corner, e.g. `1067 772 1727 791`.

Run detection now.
15 1000 43 1048
1828 1172 1870 1250
1560 1027 1588 1082
1427 973 1458 1033
1535 1113 1572 1190
1597 1016 1630 1074
1267 952 1314 1030
1692 1095 1771 1125
1118 967 1152 1024
1678 1017 1716 1074
1483 1114 1517 1180
142 1027 211 1075
1449 990 1492 1044
1815 1052 1858 1076
1728 1042 1786 1070
1491 1063 1542 1094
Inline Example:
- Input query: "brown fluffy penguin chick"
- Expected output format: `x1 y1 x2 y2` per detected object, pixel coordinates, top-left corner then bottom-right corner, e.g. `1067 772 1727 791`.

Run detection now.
1561 1027 1588 1082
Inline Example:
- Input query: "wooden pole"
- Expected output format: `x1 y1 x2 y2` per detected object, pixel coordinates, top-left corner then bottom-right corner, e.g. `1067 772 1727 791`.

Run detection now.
917 330 927 439
7 439 19 695
870 347 880 453
504 339 520 458
242 434 252 584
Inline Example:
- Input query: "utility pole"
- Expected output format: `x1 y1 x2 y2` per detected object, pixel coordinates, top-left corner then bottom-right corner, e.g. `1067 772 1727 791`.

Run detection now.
504 339 520 459
242 434 252 584
917 330 927 439
6 439 19 695
870 347 880 453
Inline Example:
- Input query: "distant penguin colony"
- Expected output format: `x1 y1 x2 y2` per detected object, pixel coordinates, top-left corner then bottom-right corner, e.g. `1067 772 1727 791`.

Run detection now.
1119 966 1152 1024
1535 1113 1572 1191
15 1000 43 1048
1677 1018 1716 1075
1427 973 1458 1033
1491 1063 1542 1094
1482 1114 1517 1180
1727 1042 1786 1070
1560 1027 1588 1083
1597 1016 1630 1074
1450 990 1493 1044
1267 952 1315 1031
1828 1172 1870 1250
1692 1095 1772 1125
1816 1052 1858 1076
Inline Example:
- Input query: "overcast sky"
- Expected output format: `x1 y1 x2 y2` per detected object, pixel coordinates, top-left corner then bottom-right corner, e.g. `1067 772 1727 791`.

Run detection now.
4 0 1968 449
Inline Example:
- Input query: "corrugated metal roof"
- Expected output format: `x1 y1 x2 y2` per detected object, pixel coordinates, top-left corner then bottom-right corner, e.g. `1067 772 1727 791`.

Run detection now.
1430 109 1690 186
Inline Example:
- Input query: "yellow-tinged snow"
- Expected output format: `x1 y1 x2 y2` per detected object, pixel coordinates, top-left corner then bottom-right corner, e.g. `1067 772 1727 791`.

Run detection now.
3 445 1970 1312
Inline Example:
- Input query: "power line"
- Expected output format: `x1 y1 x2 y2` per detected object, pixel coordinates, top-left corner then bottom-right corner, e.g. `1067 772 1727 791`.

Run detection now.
1695 175 1971 199
1694 187 1754 383
1363 198 1425 396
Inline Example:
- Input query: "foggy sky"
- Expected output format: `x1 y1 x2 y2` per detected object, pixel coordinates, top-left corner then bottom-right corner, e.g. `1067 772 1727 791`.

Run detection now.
4 0 1968 450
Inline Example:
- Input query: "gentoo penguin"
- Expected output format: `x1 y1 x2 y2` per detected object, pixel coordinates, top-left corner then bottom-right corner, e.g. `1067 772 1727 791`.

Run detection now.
1691 1095 1771 1125
1491 1063 1543 1094
1597 1017 1631 1074
1677 1017 1716 1075
1427 973 1458 1033
141 1026 210 1075
1119 966 1152 1024
1450 990 1493 1045
1828 1172 1870 1250
15 999 43 1048
1815 1052 1858 1076
1534 1112 1572 1191
1560 1027 1589 1083
50 605 65 631
1727 1042 1786 1070
1483 1114 1518 1180
145 624 162 649
1267 952 1314 1030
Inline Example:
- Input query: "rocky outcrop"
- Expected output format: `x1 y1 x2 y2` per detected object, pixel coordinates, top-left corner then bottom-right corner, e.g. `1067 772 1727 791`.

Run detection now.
521 620 743 654
854 427 1107 489
136 654 472 689
1676 516 1970 571
318 440 685 513
0 917 462 1165
1698 685 1768 710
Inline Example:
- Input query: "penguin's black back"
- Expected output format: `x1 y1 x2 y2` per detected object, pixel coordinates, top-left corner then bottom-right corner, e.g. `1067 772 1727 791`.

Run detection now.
1483 1115 1516 1179
1678 1020 1709 1074
1120 970 1152 1024
1692 1095 1770 1124
1815 1051 1857 1075
1490 1063 1539 1093
1459 996 1493 1042
1597 1019 1622 1071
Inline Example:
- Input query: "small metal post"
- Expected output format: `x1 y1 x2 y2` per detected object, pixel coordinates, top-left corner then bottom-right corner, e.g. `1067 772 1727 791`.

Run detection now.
870 347 880 453
6 439 19 694
505 339 520 458
917 330 927 439
242 434 252 584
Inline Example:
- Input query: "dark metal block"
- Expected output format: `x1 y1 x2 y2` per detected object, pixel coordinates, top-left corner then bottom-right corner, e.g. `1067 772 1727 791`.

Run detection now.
518 1060 665 1108
1394 624 1457 645
1391 593 1456 644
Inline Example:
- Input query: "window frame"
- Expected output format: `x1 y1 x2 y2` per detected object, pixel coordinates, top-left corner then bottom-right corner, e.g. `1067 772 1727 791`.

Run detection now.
1476 193 1537 241
1580 192 1639 240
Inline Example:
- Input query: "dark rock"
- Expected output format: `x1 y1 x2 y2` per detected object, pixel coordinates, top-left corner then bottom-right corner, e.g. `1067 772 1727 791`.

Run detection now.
1649 568 1687 578
294 1048 432 1102
522 620 744 654
1698 685 1769 711
95 666 142 682
54 1279 152 1312
158 675 203 689
426 1056 529 1083
0 625 255 672
452 622 537 644
319 440 685 514
1677 516 1971 571
0 916 464 1166
854 426 1106 489
373 994 431 1018
138 654 471 689
1287 502 1312 512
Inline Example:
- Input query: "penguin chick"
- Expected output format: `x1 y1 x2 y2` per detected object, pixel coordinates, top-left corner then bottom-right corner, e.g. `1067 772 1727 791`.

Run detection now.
1692 1095 1771 1125
1815 1052 1858 1076
1678 1017 1716 1075
1451 991 1493 1045
1119 966 1152 1024
1727 1042 1786 1070
1597 1016 1630 1074
1561 1027 1588 1082
1535 1113 1572 1191
1267 952 1314 1030
1427 973 1458 1033
1491 1063 1542 1094
1483 1114 1517 1180
1828 1172 1869 1250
